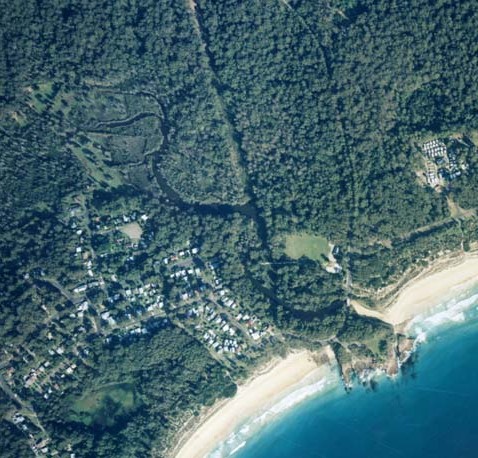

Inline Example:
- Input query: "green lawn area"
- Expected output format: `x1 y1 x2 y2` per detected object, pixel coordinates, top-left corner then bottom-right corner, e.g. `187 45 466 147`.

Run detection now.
69 139 123 188
70 383 139 427
469 130 478 148
36 81 55 95
284 233 331 261
27 82 55 113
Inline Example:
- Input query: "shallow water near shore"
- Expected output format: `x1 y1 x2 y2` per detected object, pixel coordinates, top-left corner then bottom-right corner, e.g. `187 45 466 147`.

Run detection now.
207 366 342 458
225 284 478 458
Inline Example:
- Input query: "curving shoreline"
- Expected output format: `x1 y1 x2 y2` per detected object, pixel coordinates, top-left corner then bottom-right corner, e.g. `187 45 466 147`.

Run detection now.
172 348 337 458
353 251 478 327
173 251 478 458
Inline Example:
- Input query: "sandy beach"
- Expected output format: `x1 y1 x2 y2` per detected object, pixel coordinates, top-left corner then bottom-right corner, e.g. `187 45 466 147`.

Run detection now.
353 252 478 326
173 349 336 458
175 252 478 458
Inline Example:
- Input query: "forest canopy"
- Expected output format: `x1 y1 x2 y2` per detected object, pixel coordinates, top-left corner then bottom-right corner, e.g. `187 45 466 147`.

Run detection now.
1 0 478 456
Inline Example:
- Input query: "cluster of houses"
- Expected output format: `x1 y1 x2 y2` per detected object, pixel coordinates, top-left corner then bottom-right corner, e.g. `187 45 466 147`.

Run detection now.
1 207 153 405
3 204 272 396
423 139 447 158
0 203 276 456
90 211 149 233
197 305 244 354
1 335 89 457
100 282 166 332
19 343 80 397
162 246 200 265
67 207 169 337
421 138 466 188
206 262 270 342
10 412 53 456
70 225 273 361
2 303 87 397
163 247 272 359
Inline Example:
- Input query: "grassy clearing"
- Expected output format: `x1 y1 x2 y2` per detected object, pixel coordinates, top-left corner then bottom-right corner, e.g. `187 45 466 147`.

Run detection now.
284 233 331 261
447 197 476 219
120 222 143 241
25 82 76 120
36 82 54 95
70 383 139 427
361 331 391 356
469 130 478 147
26 82 56 113
69 139 123 188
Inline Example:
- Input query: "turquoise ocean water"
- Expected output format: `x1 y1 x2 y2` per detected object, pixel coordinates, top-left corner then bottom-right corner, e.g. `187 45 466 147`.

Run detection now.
213 284 478 458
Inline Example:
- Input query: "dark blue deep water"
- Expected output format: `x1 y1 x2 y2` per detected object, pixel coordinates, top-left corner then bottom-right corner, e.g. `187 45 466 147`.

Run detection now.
236 318 478 458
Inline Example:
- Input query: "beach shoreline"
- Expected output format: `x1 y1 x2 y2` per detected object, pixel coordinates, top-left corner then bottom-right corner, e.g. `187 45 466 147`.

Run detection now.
171 348 337 458
352 250 478 327
172 250 478 458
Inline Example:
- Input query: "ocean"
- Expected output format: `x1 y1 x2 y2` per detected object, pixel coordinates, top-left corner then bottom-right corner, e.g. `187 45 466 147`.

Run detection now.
212 284 478 458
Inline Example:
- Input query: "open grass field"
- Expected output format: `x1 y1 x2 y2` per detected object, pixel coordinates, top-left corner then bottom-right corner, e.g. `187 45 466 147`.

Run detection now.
69 140 123 188
470 130 478 147
284 233 331 261
70 383 139 427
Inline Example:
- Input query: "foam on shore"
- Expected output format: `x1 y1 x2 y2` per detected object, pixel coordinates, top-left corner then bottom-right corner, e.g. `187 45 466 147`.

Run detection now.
178 256 478 458
174 350 339 458
209 368 340 458
352 253 478 328
406 287 478 342
188 287 478 458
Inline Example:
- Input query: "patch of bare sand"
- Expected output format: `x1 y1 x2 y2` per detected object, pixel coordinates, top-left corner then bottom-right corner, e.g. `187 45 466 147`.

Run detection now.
173 349 335 458
352 252 478 327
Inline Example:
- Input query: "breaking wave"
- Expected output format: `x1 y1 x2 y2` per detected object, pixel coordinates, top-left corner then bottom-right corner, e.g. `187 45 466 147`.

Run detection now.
407 291 478 337
210 285 478 458
208 371 340 458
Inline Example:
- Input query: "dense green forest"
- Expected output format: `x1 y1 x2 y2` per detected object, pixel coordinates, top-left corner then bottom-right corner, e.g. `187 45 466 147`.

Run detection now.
1 0 478 456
